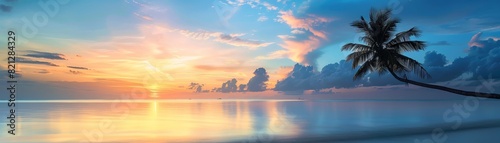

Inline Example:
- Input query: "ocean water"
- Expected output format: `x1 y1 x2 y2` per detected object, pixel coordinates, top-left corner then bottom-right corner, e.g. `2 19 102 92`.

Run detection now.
1 99 500 143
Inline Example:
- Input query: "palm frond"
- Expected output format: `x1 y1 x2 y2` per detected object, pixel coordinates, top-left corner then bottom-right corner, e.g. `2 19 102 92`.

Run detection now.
346 51 374 68
344 8 432 81
387 27 421 45
360 35 376 46
374 8 392 26
394 54 431 79
351 16 372 34
353 59 375 80
341 43 372 51
381 18 400 42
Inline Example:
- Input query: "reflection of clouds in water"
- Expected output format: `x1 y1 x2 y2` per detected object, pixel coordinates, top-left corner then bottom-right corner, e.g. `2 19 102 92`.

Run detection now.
8 100 500 142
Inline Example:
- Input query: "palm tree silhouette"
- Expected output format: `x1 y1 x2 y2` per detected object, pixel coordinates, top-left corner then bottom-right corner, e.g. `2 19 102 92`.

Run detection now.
342 8 500 99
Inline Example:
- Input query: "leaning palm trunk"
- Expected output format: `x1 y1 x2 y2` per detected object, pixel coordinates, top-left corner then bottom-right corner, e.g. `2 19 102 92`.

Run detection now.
388 69 500 99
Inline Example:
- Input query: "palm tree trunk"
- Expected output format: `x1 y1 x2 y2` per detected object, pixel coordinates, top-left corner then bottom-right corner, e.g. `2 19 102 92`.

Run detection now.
387 69 500 99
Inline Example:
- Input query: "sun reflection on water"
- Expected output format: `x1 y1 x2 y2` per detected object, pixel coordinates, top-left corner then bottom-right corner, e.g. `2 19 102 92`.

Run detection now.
1 100 300 142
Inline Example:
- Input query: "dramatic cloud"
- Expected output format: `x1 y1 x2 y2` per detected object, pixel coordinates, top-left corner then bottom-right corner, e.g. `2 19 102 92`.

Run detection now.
469 32 484 47
217 78 238 93
16 57 59 67
262 2 277 10
67 66 90 70
275 61 362 91
302 0 500 34
0 4 11 12
210 78 244 93
277 10 331 39
266 10 332 68
247 68 269 92
274 63 316 91
424 51 447 67
260 35 324 67
465 34 500 79
275 33 500 91
279 36 322 66
23 50 66 60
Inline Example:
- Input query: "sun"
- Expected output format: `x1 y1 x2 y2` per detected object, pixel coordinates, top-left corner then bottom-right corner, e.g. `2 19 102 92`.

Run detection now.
148 84 160 98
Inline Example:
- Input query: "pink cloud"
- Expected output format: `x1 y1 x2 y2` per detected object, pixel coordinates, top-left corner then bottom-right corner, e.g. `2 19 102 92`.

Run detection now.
277 10 331 39
468 32 484 48
278 36 321 65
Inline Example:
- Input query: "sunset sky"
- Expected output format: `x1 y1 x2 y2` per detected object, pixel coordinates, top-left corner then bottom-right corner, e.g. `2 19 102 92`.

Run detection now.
1 0 499 99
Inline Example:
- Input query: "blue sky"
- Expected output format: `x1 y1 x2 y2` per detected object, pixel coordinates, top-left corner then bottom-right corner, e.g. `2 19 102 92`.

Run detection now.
1 0 499 99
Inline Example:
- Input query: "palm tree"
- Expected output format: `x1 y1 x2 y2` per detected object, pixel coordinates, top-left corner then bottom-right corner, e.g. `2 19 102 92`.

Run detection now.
342 8 500 99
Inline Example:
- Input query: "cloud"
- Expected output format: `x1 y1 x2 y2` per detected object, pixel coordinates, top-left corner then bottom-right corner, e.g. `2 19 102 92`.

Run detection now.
275 33 500 91
469 32 484 47
16 57 59 67
188 82 208 93
67 66 90 70
35 69 50 74
226 0 277 10
429 41 451 46
464 34 500 79
216 34 273 49
23 50 66 60
238 84 247 92
247 67 269 91
257 16 268 22
209 78 245 93
269 10 332 68
0 4 11 12
277 35 295 40
277 10 331 39
178 30 220 40
291 29 305 34
274 63 316 91
218 78 238 93
424 51 447 67
299 0 500 35
262 2 277 10
69 70 82 74
278 36 322 66
177 30 273 49
275 61 362 91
